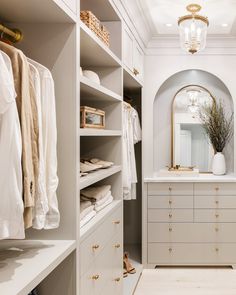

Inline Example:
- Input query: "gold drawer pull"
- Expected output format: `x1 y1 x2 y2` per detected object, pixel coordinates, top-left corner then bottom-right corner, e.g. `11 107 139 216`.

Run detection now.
215 247 219 252
169 214 172 218
91 275 100 280
215 214 219 218
169 228 172 232
169 200 172 205
113 220 120 225
114 277 121 282
114 244 121 249
215 227 219 232
92 244 100 250
168 187 172 192
169 248 172 252
133 68 139 76
215 187 219 191
215 200 219 205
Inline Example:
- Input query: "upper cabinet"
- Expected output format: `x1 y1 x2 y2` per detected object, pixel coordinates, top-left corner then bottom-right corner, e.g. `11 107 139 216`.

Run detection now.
123 24 144 83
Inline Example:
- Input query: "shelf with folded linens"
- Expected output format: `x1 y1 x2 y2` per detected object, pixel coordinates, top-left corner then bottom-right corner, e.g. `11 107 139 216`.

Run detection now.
80 129 122 136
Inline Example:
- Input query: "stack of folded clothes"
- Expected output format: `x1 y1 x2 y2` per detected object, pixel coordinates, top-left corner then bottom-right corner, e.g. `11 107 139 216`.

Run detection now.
80 199 96 228
81 185 113 213
80 158 114 177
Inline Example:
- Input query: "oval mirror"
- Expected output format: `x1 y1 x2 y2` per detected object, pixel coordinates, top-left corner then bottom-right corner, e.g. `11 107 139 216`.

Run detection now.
172 85 215 173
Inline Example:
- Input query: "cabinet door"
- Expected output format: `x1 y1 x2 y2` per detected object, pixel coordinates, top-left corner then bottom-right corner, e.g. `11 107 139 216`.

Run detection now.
123 26 133 71
133 42 144 81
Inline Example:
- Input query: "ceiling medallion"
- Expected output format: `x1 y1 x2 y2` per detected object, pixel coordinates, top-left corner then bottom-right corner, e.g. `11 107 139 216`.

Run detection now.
178 3 209 54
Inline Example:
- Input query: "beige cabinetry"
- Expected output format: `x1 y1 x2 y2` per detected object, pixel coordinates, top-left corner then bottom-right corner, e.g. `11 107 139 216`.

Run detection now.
146 181 236 267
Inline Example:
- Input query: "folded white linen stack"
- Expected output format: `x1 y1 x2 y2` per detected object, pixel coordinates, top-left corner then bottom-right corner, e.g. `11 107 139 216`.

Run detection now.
80 200 96 228
81 185 114 213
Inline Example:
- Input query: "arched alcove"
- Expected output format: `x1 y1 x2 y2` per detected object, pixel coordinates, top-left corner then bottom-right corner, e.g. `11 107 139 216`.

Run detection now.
153 69 234 173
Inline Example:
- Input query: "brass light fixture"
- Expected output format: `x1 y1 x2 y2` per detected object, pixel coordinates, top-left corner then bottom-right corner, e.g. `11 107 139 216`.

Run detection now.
178 4 209 54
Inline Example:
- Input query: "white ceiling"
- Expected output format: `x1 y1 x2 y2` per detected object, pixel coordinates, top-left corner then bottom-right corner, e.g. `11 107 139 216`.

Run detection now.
139 0 236 36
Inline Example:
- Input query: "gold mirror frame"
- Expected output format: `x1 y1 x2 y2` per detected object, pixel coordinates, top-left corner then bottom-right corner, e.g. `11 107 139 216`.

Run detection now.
171 85 216 170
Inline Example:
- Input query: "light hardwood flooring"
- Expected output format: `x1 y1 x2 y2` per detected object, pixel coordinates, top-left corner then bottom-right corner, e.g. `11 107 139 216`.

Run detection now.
134 268 236 295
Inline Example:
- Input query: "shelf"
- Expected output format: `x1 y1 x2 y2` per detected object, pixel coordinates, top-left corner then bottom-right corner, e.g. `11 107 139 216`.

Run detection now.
80 165 122 190
123 67 143 90
124 244 143 295
80 129 122 136
0 0 76 23
0 240 76 295
80 200 121 241
80 75 122 102
80 21 121 67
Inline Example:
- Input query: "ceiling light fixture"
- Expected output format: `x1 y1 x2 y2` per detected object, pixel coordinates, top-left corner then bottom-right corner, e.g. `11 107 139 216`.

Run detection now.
178 4 209 54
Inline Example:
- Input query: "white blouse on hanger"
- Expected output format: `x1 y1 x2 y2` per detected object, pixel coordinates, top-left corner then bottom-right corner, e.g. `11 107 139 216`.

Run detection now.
0 51 24 239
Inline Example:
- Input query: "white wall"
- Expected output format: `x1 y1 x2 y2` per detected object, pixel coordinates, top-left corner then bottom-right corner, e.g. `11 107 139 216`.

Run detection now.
143 54 236 177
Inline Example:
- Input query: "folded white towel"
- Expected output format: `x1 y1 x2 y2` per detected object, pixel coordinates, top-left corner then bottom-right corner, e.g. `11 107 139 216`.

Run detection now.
80 200 92 212
80 210 96 228
95 190 111 207
81 185 111 201
80 205 95 221
95 195 113 212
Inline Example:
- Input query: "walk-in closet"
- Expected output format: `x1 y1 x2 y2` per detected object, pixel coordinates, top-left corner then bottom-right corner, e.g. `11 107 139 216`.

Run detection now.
2 0 236 295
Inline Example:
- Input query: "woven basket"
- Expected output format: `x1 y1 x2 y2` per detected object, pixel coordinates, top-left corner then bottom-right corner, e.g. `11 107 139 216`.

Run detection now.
80 10 110 47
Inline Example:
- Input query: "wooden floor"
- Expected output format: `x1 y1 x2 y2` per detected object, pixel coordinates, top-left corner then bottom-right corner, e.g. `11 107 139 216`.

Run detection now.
135 268 236 295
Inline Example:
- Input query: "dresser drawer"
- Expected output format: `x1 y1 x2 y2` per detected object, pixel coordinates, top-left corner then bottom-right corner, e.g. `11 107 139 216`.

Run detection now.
80 205 122 275
148 183 193 196
195 195 236 209
148 223 236 243
194 183 236 196
148 195 193 209
80 231 122 295
148 243 236 265
195 209 236 223
148 209 193 223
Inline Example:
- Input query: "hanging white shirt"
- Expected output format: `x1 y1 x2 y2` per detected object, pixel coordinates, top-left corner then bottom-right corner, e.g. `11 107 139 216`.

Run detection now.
131 108 142 144
28 62 49 229
28 58 60 229
0 50 24 239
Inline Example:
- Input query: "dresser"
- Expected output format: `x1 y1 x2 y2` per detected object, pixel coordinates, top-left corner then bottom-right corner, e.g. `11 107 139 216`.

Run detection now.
144 178 236 268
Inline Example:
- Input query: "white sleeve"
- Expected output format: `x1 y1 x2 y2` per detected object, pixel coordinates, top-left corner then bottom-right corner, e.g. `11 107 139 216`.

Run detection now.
132 108 142 144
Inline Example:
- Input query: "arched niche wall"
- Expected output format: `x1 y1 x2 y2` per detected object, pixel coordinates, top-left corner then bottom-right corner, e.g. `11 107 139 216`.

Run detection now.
153 69 234 173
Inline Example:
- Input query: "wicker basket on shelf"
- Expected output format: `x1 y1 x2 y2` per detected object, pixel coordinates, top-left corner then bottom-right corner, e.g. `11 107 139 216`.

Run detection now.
80 10 110 47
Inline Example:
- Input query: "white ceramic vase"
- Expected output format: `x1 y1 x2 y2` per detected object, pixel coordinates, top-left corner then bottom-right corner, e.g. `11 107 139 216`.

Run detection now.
212 152 226 175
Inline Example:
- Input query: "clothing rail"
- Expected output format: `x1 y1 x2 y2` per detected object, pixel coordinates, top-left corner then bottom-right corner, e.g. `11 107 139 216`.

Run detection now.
0 24 23 43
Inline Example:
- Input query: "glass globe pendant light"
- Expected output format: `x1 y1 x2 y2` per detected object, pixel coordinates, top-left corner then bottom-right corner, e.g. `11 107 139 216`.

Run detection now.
178 4 209 54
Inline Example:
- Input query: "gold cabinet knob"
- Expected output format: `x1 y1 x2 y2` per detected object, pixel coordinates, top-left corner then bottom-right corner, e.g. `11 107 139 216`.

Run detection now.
114 244 121 248
114 277 121 282
215 247 219 252
169 213 172 218
113 220 120 225
215 214 219 218
215 187 219 191
92 244 100 250
169 227 172 232
215 227 219 232
91 275 100 280
169 187 172 191
215 200 219 205
169 248 172 252
133 68 139 76
169 200 172 205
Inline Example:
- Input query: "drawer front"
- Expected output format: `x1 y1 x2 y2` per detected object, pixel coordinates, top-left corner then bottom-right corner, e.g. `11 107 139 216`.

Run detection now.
195 209 236 223
148 195 193 209
148 209 193 223
195 183 236 196
80 206 122 275
195 195 236 209
148 223 236 243
148 243 236 264
148 183 193 196
81 231 122 295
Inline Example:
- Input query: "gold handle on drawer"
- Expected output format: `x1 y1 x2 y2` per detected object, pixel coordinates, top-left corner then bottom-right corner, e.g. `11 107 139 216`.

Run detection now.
133 68 139 76
113 220 121 225
91 275 100 280
215 214 219 218
92 244 100 250
169 214 172 218
169 248 172 252
169 200 172 205
215 227 219 232
169 227 172 232
215 187 219 191
215 247 219 252
215 200 219 205
168 187 172 192
114 244 121 249
114 277 121 282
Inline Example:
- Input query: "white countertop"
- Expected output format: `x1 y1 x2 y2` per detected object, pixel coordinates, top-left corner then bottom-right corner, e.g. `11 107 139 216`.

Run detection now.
144 173 236 183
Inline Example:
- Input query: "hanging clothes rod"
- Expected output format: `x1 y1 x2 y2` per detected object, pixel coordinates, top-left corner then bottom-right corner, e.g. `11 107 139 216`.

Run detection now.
0 24 23 43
